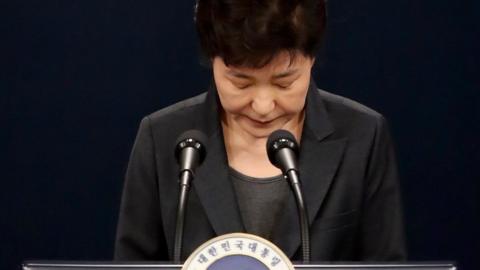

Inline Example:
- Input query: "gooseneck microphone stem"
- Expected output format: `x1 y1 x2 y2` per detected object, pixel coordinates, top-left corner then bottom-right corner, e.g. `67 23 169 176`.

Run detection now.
173 171 193 263
286 169 310 263
173 130 207 263
267 130 311 263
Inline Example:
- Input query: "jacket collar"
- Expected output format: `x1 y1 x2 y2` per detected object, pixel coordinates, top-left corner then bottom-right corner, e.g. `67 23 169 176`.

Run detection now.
192 79 347 258
192 83 245 234
303 80 335 141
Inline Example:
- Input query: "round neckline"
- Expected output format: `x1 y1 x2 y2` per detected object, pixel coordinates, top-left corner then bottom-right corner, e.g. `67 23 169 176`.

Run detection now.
229 167 284 183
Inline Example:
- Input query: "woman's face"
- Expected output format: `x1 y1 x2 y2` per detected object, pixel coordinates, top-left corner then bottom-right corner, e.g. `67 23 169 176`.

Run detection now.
213 52 314 139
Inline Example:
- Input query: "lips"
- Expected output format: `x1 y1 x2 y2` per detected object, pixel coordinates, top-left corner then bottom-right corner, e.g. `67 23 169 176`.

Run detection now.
247 117 275 126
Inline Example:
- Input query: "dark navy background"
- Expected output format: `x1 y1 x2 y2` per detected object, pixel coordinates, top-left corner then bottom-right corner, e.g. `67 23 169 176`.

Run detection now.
2 1 478 270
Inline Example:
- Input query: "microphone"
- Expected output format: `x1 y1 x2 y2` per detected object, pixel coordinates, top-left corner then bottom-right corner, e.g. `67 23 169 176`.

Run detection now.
175 130 207 177
267 129 300 178
173 130 207 262
267 129 310 263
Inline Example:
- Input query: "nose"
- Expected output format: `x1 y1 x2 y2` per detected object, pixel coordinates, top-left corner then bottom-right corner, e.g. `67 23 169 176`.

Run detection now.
251 89 275 116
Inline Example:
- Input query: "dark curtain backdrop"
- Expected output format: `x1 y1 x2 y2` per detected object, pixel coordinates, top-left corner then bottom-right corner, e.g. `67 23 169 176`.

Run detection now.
2 1 478 270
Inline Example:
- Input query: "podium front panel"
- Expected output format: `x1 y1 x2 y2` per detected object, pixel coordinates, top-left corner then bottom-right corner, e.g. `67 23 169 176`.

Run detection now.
23 261 456 270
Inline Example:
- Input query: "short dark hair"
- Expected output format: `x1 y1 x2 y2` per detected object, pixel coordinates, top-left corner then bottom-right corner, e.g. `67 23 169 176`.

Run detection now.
194 0 326 68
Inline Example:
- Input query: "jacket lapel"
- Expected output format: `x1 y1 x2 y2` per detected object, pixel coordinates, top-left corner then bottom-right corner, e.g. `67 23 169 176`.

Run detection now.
192 87 245 235
270 134 347 257
270 83 347 258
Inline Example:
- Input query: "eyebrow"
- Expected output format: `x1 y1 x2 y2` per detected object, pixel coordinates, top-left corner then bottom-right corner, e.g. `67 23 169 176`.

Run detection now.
226 71 252 79
273 69 299 79
226 69 299 79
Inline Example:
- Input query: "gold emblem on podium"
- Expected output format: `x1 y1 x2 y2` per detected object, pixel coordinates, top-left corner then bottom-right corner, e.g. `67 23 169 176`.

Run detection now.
182 233 294 270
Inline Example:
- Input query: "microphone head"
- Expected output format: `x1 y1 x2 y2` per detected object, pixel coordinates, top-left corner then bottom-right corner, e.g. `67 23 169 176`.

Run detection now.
175 129 207 165
266 129 299 168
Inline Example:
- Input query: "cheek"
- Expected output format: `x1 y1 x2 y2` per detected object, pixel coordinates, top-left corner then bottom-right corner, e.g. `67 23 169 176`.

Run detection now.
216 87 251 114
214 74 249 113
278 85 309 113
277 94 306 114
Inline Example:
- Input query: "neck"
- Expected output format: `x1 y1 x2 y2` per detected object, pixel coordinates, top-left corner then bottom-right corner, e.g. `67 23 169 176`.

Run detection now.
221 111 305 177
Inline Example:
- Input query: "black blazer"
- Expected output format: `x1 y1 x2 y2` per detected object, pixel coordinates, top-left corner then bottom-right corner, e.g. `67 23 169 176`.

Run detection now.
114 81 407 262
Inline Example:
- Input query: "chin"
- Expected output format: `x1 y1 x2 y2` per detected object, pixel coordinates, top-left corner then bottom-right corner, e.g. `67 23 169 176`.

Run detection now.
235 115 290 138
243 125 279 139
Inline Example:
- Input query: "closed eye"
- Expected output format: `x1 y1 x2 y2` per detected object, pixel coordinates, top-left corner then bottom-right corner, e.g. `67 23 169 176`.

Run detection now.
273 75 299 89
277 84 292 88
228 76 253 89
275 82 294 89
237 84 252 89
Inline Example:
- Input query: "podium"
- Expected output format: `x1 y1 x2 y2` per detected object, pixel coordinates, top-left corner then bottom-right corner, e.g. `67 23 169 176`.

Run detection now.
22 261 457 270
22 234 456 270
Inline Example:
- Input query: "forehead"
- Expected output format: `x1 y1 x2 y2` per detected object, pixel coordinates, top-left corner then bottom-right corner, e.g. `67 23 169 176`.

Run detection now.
218 52 309 76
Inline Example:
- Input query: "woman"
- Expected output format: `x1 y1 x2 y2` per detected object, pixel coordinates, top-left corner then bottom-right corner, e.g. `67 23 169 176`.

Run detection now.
114 0 406 261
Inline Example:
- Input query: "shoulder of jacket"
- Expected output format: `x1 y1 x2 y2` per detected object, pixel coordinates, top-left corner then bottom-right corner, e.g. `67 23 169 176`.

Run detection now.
317 89 384 121
145 92 208 123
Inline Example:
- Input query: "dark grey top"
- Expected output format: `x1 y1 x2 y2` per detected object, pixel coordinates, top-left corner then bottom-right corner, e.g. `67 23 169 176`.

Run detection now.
230 167 290 240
